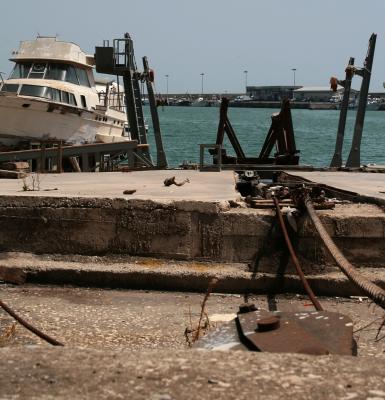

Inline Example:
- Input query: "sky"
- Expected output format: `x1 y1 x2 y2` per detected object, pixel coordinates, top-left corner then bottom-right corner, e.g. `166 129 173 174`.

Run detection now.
1 0 385 94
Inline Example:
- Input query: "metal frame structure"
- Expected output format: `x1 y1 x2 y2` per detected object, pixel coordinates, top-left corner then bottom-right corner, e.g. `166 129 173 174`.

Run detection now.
207 97 299 167
330 33 377 168
0 141 149 172
94 33 168 168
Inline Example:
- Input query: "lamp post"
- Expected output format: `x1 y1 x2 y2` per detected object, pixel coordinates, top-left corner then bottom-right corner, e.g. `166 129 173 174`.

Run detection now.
244 70 248 93
165 74 169 102
291 68 297 100
200 73 204 96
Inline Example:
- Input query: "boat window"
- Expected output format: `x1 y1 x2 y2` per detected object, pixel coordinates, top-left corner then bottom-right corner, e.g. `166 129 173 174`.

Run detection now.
18 84 77 107
28 63 47 79
44 87 53 100
1 83 19 93
45 63 67 81
68 93 77 106
19 85 50 98
76 68 91 87
61 91 69 104
9 63 32 79
80 95 87 108
65 66 79 85
51 88 61 102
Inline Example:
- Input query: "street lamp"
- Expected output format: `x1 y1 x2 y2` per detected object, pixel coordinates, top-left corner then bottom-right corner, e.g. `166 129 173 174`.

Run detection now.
291 68 297 100
165 74 169 102
200 73 204 96
243 70 248 93
291 68 297 86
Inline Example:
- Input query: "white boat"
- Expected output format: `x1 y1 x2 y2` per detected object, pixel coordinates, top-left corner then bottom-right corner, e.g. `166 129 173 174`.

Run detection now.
0 37 130 148
191 97 209 107
191 96 221 107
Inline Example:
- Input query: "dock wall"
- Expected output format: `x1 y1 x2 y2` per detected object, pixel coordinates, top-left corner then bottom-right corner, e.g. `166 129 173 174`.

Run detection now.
0 196 385 271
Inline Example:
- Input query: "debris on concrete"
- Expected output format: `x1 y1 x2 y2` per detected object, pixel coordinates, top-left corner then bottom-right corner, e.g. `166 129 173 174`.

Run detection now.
163 176 190 187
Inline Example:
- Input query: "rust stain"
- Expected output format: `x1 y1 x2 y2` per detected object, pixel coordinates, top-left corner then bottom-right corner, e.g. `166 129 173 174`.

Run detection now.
136 258 165 269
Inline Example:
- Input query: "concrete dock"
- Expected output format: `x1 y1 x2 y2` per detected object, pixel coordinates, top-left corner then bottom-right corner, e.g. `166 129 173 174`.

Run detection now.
0 170 238 202
284 170 385 205
1 169 385 294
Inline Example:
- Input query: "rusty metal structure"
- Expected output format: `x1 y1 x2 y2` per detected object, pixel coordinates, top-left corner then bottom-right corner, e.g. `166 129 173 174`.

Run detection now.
195 306 355 355
210 97 299 166
95 33 167 168
195 179 385 355
0 140 150 172
236 309 354 355
330 33 377 168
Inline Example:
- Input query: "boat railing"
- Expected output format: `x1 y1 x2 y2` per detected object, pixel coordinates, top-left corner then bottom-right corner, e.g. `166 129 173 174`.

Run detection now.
98 91 125 112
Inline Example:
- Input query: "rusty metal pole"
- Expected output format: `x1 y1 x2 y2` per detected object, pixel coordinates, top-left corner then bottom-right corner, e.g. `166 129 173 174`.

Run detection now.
273 196 323 311
0 299 63 346
330 57 355 168
142 56 168 168
346 33 377 168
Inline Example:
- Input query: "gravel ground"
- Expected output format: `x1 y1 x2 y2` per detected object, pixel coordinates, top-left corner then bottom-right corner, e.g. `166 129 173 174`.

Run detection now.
0 284 384 357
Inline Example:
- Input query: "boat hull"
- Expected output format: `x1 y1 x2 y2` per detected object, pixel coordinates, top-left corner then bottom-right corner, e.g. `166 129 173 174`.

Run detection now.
0 94 126 146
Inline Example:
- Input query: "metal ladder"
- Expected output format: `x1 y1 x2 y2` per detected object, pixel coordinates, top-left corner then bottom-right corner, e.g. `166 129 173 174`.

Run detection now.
132 78 148 145
114 35 153 164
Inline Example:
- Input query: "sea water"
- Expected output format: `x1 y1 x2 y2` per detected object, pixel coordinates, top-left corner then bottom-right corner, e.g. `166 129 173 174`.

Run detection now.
144 106 385 167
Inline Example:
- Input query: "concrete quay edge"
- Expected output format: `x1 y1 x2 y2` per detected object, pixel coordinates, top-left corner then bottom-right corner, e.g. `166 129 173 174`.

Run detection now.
0 194 232 213
1 253 385 297
1 192 385 267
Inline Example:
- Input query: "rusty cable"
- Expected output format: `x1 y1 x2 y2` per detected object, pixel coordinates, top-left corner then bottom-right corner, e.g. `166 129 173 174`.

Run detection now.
273 196 323 311
0 299 64 346
305 197 385 310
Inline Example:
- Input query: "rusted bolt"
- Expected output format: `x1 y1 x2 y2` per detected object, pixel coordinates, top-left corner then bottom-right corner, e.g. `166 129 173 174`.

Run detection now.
256 316 280 332
238 303 257 314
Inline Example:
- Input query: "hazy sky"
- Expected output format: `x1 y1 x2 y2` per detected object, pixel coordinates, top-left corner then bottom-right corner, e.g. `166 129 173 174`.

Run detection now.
1 0 385 94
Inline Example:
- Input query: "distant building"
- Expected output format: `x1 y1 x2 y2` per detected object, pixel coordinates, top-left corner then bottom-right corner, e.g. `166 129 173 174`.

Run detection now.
246 86 302 101
293 86 358 102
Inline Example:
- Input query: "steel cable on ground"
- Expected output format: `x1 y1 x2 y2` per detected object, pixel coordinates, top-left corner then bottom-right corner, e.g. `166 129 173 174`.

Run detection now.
0 299 64 346
305 197 385 310
273 196 323 311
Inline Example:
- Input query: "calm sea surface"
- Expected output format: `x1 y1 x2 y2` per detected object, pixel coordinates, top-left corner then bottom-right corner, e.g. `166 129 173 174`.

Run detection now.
144 106 385 167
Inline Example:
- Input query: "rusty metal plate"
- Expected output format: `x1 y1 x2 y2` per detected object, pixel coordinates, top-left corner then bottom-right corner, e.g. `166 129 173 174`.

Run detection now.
237 310 354 355
194 310 355 356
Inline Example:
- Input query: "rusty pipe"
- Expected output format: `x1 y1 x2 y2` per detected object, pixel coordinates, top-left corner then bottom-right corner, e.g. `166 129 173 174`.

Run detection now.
273 196 323 311
0 299 64 346
305 197 385 310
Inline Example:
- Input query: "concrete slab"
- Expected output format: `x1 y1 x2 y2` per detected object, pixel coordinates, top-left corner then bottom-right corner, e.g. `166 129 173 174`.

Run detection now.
284 171 385 204
0 170 238 203
1 286 385 398
0 347 385 399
